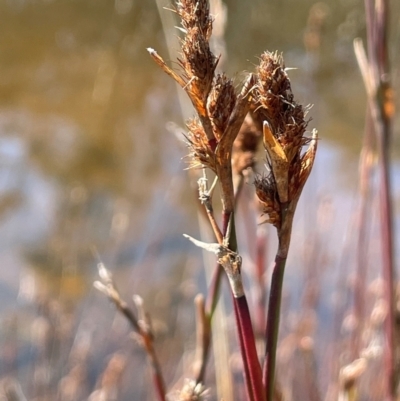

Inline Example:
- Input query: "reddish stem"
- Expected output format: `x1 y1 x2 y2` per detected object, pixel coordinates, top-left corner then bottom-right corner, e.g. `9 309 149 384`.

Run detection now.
255 230 268 337
146 342 167 401
208 137 218 152
112 298 167 401
234 295 266 401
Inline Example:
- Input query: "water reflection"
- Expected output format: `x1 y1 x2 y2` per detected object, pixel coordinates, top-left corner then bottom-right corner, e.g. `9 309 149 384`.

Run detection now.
0 0 398 399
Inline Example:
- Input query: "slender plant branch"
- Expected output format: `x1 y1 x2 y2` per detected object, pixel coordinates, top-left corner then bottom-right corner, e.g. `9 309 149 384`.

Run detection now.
351 114 374 359
195 170 262 390
263 201 297 401
199 173 224 244
192 208 265 399
193 294 211 385
263 254 287 400
234 295 266 401
94 264 167 401
185 231 266 401
263 203 295 401
354 0 396 396
255 230 268 337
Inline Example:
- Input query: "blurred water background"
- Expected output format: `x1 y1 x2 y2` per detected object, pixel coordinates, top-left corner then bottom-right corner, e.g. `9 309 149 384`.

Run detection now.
0 0 399 400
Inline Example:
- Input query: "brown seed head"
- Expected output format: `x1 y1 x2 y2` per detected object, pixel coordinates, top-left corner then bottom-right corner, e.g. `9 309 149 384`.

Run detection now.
176 0 213 40
254 174 281 227
232 114 262 174
185 118 216 171
207 74 236 140
253 51 317 213
150 0 217 130
179 27 217 111
254 52 309 160
280 104 310 163
255 52 292 130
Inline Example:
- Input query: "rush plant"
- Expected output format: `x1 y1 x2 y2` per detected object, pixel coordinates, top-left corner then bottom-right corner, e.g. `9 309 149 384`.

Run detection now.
146 1 318 400
93 1 397 400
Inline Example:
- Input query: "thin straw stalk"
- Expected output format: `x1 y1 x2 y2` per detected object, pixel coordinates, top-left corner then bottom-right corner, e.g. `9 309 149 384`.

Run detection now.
354 0 396 396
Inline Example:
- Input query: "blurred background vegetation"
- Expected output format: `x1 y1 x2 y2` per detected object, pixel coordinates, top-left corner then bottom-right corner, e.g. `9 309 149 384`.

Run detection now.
0 0 399 400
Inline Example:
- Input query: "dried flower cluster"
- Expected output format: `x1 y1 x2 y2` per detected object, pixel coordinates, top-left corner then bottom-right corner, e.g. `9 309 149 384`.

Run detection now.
232 114 262 175
252 52 318 228
149 24 316 230
207 74 237 140
185 118 217 171
146 2 318 401
148 0 254 215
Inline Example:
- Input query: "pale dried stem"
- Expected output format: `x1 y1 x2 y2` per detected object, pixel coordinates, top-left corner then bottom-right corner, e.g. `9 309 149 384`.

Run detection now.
198 173 223 244
193 294 211 383
354 2 396 396
94 267 167 401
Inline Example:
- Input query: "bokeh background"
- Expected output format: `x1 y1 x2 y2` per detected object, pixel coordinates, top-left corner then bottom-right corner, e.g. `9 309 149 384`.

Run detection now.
0 0 399 400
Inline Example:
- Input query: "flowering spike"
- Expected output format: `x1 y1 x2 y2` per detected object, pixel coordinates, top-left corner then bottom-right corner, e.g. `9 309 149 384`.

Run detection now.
253 51 317 218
